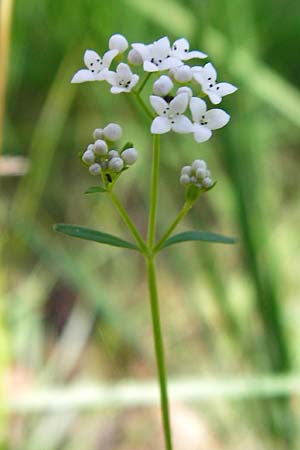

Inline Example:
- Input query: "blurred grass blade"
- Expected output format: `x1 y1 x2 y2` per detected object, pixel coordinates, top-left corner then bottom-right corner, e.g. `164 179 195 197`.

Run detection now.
54 224 139 250
84 186 107 194
162 230 237 249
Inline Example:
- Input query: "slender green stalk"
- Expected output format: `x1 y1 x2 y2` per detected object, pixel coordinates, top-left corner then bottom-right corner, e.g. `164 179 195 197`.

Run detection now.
146 257 173 450
154 201 193 253
147 134 160 249
137 72 152 94
132 90 154 120
109 191 147 253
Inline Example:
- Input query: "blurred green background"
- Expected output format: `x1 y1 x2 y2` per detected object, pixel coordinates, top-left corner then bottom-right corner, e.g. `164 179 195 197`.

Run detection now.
1 0 300 449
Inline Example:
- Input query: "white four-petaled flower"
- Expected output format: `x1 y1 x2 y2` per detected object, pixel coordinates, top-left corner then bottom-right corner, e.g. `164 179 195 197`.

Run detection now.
171 38 207 61
150 93 193 134
71 49 118 83
190 97 230 143
105 63 139 93
132 37 182 73
193 63 237 104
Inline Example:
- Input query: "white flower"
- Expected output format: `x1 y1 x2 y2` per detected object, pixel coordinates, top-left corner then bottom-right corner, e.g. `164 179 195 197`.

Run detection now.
108 150 119 159
105 63 139 93
82 149 95 164
132 37 182 72
121 148 138 165
71 49 118 83
190 97 230 143
193 63 237 104
109 34 128 53
94 139 108 155
170 65 192 83
103 123 122 141
153 75 174 96
150 93 193 134
93 128 104 140
171 38 207 61
109 157 124 172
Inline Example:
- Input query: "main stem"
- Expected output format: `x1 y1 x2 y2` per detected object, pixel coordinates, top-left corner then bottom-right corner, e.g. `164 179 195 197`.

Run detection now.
146 134 173 450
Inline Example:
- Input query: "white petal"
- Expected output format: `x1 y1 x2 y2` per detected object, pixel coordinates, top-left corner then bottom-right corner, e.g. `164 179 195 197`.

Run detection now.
170 93 188 114
172 115 193 133
193 124 212 143
203 62 217 81
189 97 207 122
205 109 230 130
151 117 171 134
102 49 118 68
193 71 206 85
132 43 150 60
109 34 128 53
71 69 95 83
185 50 207 60
205 90 222 104
97 68 109 81
129 74 139 89
159 57 182 70
172 38 190 52
150 96 168 115
213 82 238 97
154 36 171 54
144 61 159 72
84 50 101 68
111 86 126 94
116 62 132 78
105 70 117 86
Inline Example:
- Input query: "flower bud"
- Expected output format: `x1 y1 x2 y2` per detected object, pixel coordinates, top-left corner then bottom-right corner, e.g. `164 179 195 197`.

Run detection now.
82 149 95 165
121 148 138 165
100 160 108 169
93 128 103 140
196 168 207 180
180 174 190 185
108 150 119 159
89 163 101 176
87 143 95 152
192 159 207 171
128 48 143 65
202 177 213 188
176 86 193 100
109 34 128 53
109 157 124 172
181 165 192 176
153 75 174 96
94 139 108 155
174 65 192 83
103 123 122 141
190 176 198 184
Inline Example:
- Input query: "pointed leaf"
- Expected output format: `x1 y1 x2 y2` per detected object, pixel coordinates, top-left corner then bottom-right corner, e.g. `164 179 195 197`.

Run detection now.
162 230 237 248
84 186 107 194
54 224 139 250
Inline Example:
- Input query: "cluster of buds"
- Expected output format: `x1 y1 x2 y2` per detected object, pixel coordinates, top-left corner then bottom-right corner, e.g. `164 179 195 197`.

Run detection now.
81 123 138 182
180 159 213 189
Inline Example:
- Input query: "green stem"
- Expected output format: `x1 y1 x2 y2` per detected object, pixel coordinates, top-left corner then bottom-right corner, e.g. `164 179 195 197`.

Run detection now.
109 191 147 253
146 257 173 450
147 134 160 249
132 90 154 120
137 72 152 94
154 201 193 253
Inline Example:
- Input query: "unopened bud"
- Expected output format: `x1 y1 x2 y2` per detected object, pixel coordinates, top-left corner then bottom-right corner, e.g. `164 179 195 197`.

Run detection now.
109 157 124 172
202 177 213 188
192 159 207 171
109 34 128 53
174 65 192 83
93 128 104 140
108 150 119 159
121 148 138 165
181 165 192 176
103 123 122 141
196 168 207 180
153 75 174 96
128 48 143 65
89 163 101 176
94 139 108 155
82 149 95 165
180 174 191 185
176 86 193 100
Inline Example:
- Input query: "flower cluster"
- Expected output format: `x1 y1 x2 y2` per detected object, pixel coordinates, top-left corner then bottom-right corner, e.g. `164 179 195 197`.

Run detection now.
81 123 138 181
180 159 213 189
71 34 237 145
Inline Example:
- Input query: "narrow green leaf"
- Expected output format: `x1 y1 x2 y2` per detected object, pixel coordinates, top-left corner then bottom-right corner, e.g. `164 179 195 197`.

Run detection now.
53 224 139 250
121 142 134 151
162 230 237 249
84 186 107 194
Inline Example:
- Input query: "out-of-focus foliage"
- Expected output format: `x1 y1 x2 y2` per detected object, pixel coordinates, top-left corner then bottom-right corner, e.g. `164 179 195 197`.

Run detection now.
1 0 300 449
